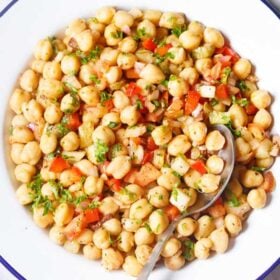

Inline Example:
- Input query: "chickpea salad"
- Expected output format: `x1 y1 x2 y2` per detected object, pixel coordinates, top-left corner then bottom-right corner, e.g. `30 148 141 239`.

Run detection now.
8 6 280 277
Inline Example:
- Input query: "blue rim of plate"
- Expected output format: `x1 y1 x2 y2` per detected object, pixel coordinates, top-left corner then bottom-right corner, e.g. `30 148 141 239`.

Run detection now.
0 0 279 279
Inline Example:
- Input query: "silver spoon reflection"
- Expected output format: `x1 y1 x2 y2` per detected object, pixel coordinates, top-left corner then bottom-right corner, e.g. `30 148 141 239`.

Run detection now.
137 124 235 280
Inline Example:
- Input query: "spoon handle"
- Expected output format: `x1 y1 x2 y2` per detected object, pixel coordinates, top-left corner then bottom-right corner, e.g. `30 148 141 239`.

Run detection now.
137 220 178 280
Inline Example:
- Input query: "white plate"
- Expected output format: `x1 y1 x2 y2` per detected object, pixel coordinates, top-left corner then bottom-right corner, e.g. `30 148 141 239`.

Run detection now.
0 0 279 279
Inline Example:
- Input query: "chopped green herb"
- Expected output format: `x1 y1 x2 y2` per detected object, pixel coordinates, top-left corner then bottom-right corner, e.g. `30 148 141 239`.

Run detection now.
146 124 155 133
108 122 119 129
144 223 152 233
56 123 70 137
95 140 109 163
225 121 241 137
61 154 74 160
231 95 249 107
154 53 166 64
183 240 195 261
111 31 123 39
158 194 163 200
220 67 232 84
172 171 181 178
88 200 101 209
166 52 175 59
100 91 112 106
136 99 143 110
236 80 249 92
120 188 136 201
151 100 161 111
73 194 88 206
9 126 14 136
88 17 99 23
251 166 265 172
209 111 230 125
210 99 219 107
169 74 177 81
90 74 101 84
76 46 101 64
226 189 240 207
111 143 122 158
171 25 187 37
172 188 179 201
64 82 78 94
161 79 169 87
133 27 146 41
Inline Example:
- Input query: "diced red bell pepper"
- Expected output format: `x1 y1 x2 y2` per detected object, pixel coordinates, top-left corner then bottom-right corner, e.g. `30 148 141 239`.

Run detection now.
165 205 180 221
246 103 258 115
125 68 140 79
126 82 142 97
49 157 70 173
142 151 154 164
216 84 229 99
64 214 87 240
124 168 139 184
104 99 114 111
84 208 101 224
65 113 81 130
146 136 158 151
185 91 200 115
106 178 122 192
216 46 240 64
142 38 157 51
191 160 207 175
155 43 172 56
69 166 83 182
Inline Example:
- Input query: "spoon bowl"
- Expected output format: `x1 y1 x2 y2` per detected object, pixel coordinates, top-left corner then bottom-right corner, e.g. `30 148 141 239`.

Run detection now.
137 124 235 280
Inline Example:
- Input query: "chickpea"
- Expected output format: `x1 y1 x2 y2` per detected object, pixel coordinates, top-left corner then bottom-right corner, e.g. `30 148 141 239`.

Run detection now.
168 76 188 97
103 218 122 236
79 64 95 84
41 182 56 200
195 58 212 74
34 39 53 61
101 112 120 130
84 176 104 195
176 218 197 237
259 171 276 193
101 248 124 271
117 52 136 70
250 90 271 109
129 199 153 220
161 237 181 258
143 10 162 24
20 141 41 165
61 55 80 75
64 240 80 254
224 214 242 236
241 169 264 188
134 227 155 246
16 184 33 205
60 132 80 151
253 109 272 130
167 135 191 156
179 30 202 51
148 186 169 208
117 230 135 253
194 215 215 240
14 163 36 183
92 126 115 146
75 29 94 52
179 67 199 85
44 104 62 124
65 19 86 36
49 225 66 245
75 229 93 245
38 78 64 99
113 90 130 109
151 125 172 146
10 143 24 165
149 209 169 235
135 245 152 265
120 105 140 126
167 47 186 65
31 59 46 74
115 184 143 205
235 137 251 161
123 256 143 277
157 168 181 190
121 218 141 232
137 20 156 39
22 99 44 123
104 66 122 84
40 133 57 154
33 206 54 228
183 169 201 188
194 238 212 259
228 104 248 128
159 12 185 29
164 251 185 270
100 47 119 66
188 121 207 145
83 243 102 260
95 7 116 24
99 197 119 215
60 93 80 114
170 155 190 176
188 21 205 36
256 157 274 169
205 130 225 151
118 37 137 53
247 188 267 209
106 155 131 179
206 155 224 175
233 58 252 79
203 27 224 48
114 10 134 29
20 69 39 92
93 228 111 249
42 61 62 80
200 174 220 193
209 227 229 253
104 24 123 46
140 64 165 84
53 203 74 226
9 89 31 114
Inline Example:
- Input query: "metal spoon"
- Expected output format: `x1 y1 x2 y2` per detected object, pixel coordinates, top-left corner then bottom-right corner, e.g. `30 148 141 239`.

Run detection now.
137 124 235 280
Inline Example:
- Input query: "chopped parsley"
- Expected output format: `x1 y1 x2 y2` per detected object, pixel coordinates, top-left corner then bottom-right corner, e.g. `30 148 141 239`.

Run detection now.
166 52 175 59
146 124 155 133
154 53 166 64
161 79 169 87
220 67 232 84
135 99 143 110
225 121 242 137
56 123 70 137
72 194 88 206
111 31 123 39
169 74 177 81
231 95 249 107
183 240 195 261
133 27 146 41
111 143 122 158
144 223 152 233
9 126 14 136
88 200 101 209
171 25 187 37
151 100 161 111
108 122 119 129
236 80 249 92
225 189 240 207
172 171 181 178
172 188 179 201
210 98 219 107
251 166 265 172
64 82 78 94
119 188 136 201
100 91 112 106
90 74 101 84
76 46 101 64
94 140 109 163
